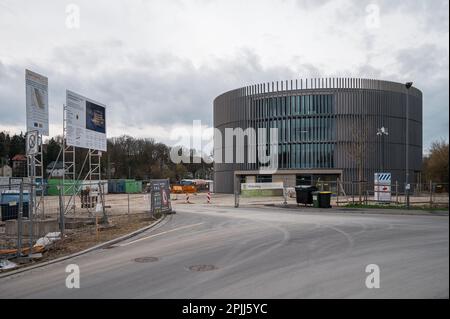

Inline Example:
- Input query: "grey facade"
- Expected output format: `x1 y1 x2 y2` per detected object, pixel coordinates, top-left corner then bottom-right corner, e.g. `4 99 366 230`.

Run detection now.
213 78 422 194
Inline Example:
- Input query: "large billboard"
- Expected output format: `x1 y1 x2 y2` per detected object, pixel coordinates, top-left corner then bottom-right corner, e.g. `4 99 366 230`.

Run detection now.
26 69 49 136
65 90 107 151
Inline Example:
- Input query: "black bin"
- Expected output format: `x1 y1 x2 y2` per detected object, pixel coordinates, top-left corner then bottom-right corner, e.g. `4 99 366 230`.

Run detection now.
0 191 30 221
295 185 317 206
318 191 332 208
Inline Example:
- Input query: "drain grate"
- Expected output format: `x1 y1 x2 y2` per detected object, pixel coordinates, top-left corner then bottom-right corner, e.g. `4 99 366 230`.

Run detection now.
134 257 159 263
188 264 218 272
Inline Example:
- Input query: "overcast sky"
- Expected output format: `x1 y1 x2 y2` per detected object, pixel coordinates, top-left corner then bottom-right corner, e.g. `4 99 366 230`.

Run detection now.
0 0 448 152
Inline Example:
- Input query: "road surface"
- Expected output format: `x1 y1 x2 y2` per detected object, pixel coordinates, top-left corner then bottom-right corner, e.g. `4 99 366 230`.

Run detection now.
0 205 448 298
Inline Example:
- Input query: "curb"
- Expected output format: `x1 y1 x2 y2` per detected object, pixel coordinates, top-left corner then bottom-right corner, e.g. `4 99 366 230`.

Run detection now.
0 214 168 279
262 204 449 216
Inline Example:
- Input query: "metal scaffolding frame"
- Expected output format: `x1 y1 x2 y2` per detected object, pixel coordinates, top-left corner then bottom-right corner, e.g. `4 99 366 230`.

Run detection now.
26 132 44 219
62 104 103 215
62 104 76 214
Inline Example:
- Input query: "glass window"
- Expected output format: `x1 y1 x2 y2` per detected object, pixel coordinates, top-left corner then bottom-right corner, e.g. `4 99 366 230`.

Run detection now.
331 143 334 168
321 117 325 141
304 143 309 168
296 174 312 186
316 95 320 114
260 100 262 118
308 118 312 141
287 120 290 142
269 98 273 117
328 95 333 113
286 96 290 116
278 119 282 143
302 118 306 141
298 144 301 168
286 144 291 168
298 96 302 115
306 96 310 114
289 119 296 142
314 96 318 115
314 117 318 141
320 143 324 167
256 175 272 183
291 96 296 115
312 143 317 167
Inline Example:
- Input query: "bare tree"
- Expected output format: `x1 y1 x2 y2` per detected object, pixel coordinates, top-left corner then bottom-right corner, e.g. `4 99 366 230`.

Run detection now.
343 115 376 203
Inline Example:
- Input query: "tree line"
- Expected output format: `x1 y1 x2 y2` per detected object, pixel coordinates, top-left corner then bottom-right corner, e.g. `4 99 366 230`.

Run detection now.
1 130 448 184
0 131 213 182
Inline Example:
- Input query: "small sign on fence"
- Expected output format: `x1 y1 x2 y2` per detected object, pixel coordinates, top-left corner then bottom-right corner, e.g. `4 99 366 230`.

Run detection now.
374 172 391 202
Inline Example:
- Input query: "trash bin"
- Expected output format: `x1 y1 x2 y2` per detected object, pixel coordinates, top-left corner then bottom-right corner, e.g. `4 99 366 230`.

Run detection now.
312 191 320 208
0 191 30 221
318 191 332 208
295 185 317 206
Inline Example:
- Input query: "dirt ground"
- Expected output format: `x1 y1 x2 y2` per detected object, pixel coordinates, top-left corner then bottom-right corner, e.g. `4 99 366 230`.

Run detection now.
1 213 159 270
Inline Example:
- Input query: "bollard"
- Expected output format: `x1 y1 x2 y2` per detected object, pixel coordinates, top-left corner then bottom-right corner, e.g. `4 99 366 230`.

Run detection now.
185 193 190 204
207 191 211 204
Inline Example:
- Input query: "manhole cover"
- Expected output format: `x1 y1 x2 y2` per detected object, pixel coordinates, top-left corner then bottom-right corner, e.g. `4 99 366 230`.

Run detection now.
188 264 218 272
134 257 159 263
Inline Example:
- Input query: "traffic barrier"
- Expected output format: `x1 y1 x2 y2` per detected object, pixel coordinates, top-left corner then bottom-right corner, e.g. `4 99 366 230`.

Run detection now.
185 193 190 204
206 192 211 204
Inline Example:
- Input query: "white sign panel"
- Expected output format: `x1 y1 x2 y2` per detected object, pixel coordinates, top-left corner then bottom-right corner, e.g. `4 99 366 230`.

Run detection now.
241 182 284 190
374 172 391 202
66 90 107 151
26 69 49 136
26 130 39 155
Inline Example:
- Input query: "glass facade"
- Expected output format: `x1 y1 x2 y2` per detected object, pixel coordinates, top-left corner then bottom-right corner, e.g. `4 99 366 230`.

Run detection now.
253 94 335 169
256 175 272 183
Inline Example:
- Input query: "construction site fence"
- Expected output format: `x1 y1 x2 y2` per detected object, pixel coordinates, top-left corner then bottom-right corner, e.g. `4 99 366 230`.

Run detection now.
0 180 161 261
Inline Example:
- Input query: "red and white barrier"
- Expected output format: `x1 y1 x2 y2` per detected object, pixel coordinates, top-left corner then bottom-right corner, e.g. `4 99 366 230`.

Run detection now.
206 191 211 204
185 193 190 203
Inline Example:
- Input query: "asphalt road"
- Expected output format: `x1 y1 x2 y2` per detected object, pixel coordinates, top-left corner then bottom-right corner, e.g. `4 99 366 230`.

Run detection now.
0 205 448 298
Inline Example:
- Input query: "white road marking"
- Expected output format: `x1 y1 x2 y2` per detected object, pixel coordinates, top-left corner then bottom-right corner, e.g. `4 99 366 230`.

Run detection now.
119 222 205 247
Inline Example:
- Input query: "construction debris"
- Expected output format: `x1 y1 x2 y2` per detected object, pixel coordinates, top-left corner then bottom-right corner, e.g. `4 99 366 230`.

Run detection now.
0 259 18 270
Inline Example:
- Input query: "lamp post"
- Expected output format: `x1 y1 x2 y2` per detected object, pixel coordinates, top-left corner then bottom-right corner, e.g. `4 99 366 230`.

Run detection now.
376 126 389 171
405 82 413 209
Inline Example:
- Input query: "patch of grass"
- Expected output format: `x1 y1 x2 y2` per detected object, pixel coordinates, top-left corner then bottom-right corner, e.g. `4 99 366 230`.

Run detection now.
241 189 283 197
344 203 448 211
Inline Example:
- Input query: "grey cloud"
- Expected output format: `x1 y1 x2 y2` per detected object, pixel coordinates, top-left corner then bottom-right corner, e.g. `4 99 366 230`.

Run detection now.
0 45 312 137
0 61 24 127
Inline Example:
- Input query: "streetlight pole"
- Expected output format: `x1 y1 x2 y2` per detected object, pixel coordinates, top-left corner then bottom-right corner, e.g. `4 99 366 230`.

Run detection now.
405 82 413 209
377 126 388 171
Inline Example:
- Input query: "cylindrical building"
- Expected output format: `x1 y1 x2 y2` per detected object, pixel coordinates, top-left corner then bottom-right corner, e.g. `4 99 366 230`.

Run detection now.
213 78 422 193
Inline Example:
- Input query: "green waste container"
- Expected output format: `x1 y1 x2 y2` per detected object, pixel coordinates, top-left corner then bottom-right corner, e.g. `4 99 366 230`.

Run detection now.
312 191 320 208
125 180 142 193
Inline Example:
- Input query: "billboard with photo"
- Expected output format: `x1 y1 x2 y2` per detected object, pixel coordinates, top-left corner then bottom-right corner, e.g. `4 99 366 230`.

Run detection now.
65 90 107 151
26 69 49 136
